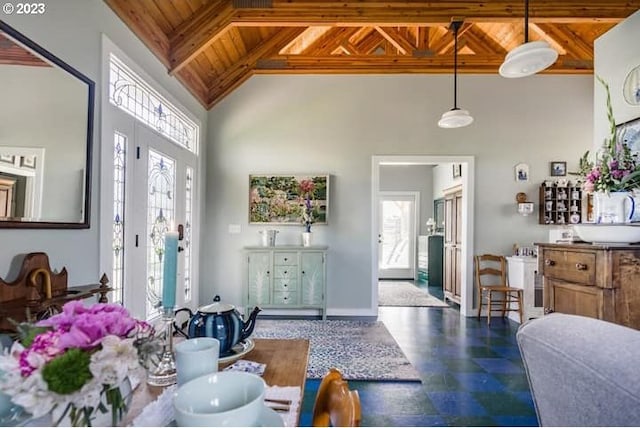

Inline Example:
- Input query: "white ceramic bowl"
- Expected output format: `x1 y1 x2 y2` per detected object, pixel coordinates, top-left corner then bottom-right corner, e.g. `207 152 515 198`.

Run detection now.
173 371 266 427
573 224 640 244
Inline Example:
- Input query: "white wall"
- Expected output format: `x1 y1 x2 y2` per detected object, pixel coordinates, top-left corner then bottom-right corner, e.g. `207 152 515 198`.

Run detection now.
379 165 433 234
594 9 640 147
206 73 593 315
1 0 206 285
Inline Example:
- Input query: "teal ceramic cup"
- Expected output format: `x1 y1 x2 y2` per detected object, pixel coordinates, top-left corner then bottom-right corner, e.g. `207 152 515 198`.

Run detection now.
173 371 266 427
175 337 220 386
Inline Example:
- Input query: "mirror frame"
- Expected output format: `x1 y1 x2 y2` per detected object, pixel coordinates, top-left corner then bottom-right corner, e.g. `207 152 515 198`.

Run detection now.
0 20 94 229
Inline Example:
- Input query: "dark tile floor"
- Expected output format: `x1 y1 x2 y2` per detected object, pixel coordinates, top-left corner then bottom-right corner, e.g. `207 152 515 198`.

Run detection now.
298 283 538 427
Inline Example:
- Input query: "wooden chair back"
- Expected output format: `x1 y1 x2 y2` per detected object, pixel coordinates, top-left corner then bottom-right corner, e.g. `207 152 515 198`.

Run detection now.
474 254 507 290
312 368 361 427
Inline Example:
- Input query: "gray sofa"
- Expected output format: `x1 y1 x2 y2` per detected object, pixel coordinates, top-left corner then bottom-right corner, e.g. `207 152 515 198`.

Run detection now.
516 313 640 426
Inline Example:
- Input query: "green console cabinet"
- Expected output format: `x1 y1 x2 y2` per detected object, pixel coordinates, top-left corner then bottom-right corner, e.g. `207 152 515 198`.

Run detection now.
245 246 327 319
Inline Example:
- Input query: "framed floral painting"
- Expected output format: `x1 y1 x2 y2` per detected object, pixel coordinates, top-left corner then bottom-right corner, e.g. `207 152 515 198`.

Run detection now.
249 174 329 224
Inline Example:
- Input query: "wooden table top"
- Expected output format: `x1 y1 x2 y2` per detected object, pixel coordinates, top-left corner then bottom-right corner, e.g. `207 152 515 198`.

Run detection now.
125 338 310 426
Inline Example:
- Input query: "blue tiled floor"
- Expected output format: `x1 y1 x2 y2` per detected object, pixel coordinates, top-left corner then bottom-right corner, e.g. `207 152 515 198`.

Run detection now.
298 303 538 427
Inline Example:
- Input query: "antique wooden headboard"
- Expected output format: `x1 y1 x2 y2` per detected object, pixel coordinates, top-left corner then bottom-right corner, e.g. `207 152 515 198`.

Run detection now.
0 252 111 332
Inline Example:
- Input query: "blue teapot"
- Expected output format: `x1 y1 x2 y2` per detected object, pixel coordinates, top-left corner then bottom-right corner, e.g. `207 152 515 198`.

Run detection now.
174 296 261 356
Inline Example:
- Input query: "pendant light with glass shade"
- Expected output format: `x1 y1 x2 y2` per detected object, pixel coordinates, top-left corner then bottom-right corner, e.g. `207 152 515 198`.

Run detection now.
438 20 473 129
499 0 558 78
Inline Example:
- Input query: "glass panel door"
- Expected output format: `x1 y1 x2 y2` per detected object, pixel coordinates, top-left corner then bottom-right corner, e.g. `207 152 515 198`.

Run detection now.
131 124 197 320
378 192 417 279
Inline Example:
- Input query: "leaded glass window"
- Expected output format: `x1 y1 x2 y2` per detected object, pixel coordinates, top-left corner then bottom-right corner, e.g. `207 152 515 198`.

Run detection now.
184 167 193 302
108 54 198 154
111 132 127 305
146 150 176 319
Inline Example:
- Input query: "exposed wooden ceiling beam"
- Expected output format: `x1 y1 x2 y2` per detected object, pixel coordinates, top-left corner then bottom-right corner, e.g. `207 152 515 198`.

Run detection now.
374 27 415 55
532 23 594 59
104 0 636 109
253 54 590 74
356 31 385 55
168 1 235 74
308 27 360 55
466 26 508 55
175 66 210 107
207 28 306 106
416 27 430 50
104 0 171 68
231 1 638 26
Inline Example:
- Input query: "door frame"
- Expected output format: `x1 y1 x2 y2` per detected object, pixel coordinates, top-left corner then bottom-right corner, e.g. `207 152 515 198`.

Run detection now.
371 155 475 316
377 191 420 280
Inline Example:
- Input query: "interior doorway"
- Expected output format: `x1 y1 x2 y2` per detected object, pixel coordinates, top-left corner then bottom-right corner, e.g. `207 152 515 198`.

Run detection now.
371 155 475 317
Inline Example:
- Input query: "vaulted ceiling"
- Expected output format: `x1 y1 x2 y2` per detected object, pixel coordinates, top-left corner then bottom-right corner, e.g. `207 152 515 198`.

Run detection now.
105 0 640 109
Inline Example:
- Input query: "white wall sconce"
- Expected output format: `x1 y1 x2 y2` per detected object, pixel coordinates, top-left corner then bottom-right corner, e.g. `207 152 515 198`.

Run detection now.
517 192 534 216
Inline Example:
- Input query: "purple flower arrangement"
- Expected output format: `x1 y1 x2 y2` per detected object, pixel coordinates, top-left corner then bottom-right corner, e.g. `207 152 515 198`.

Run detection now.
575 76 640 193
0 301 155 426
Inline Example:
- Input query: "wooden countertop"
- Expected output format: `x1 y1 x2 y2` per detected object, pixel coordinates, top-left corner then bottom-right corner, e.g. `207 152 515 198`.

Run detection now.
124 338 310 426
535 242 640 250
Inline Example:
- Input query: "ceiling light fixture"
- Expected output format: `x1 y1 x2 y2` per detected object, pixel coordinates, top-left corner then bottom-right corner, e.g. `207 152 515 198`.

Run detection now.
499 0 558 78
438 20 473 129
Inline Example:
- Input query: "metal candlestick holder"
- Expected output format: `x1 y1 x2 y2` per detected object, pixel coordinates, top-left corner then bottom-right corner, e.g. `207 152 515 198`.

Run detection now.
147 307 177 386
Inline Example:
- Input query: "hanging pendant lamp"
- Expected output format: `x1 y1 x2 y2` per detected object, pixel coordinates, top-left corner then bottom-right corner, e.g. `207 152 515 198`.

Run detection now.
499 0 558 78
438 20 473 129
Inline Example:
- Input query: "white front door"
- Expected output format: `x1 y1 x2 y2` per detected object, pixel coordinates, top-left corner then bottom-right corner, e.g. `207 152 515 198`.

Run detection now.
378 192 418 279
102 115 198 321
132 124 197 319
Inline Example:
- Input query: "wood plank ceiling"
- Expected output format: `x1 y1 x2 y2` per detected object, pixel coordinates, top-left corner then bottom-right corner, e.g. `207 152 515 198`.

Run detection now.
105 0 640 109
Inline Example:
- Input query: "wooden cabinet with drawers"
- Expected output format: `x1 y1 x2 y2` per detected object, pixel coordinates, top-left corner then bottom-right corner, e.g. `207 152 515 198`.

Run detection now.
245 246 327 319
536 242 640 329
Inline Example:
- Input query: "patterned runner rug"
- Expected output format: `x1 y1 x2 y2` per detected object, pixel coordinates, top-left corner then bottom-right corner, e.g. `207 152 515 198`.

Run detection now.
253 320 421 381
378 281 448 307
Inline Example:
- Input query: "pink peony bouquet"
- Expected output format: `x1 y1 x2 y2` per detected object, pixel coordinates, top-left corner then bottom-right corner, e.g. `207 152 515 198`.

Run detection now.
0 301 155 426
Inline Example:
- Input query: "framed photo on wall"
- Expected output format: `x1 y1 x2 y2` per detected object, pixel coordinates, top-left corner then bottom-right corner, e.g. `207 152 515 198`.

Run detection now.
249 174 329 224
452 163 462 178
550 161 567 177
515 163 529 182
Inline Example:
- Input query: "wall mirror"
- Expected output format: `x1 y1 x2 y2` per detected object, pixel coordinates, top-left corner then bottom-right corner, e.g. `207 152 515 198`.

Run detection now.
0 20 94 228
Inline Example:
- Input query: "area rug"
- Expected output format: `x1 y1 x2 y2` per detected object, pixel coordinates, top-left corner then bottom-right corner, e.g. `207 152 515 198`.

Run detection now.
252 320 421 381
378 281 448 307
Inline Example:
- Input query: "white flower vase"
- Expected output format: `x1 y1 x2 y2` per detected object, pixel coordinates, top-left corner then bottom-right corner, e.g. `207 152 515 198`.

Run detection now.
34 377 133 427
302 232 312 247
594 191 635 223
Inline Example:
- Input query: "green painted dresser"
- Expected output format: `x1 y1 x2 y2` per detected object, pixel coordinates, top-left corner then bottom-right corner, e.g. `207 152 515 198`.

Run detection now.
245 246 327 320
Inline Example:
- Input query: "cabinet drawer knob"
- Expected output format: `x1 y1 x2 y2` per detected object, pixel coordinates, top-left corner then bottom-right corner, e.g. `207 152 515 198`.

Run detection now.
284 270 287 274
284 296 288 300
266 270 270 275
284 258 288 261
576 263 588 271
284 284 287 287
544 259 555 266
302 270 306 275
